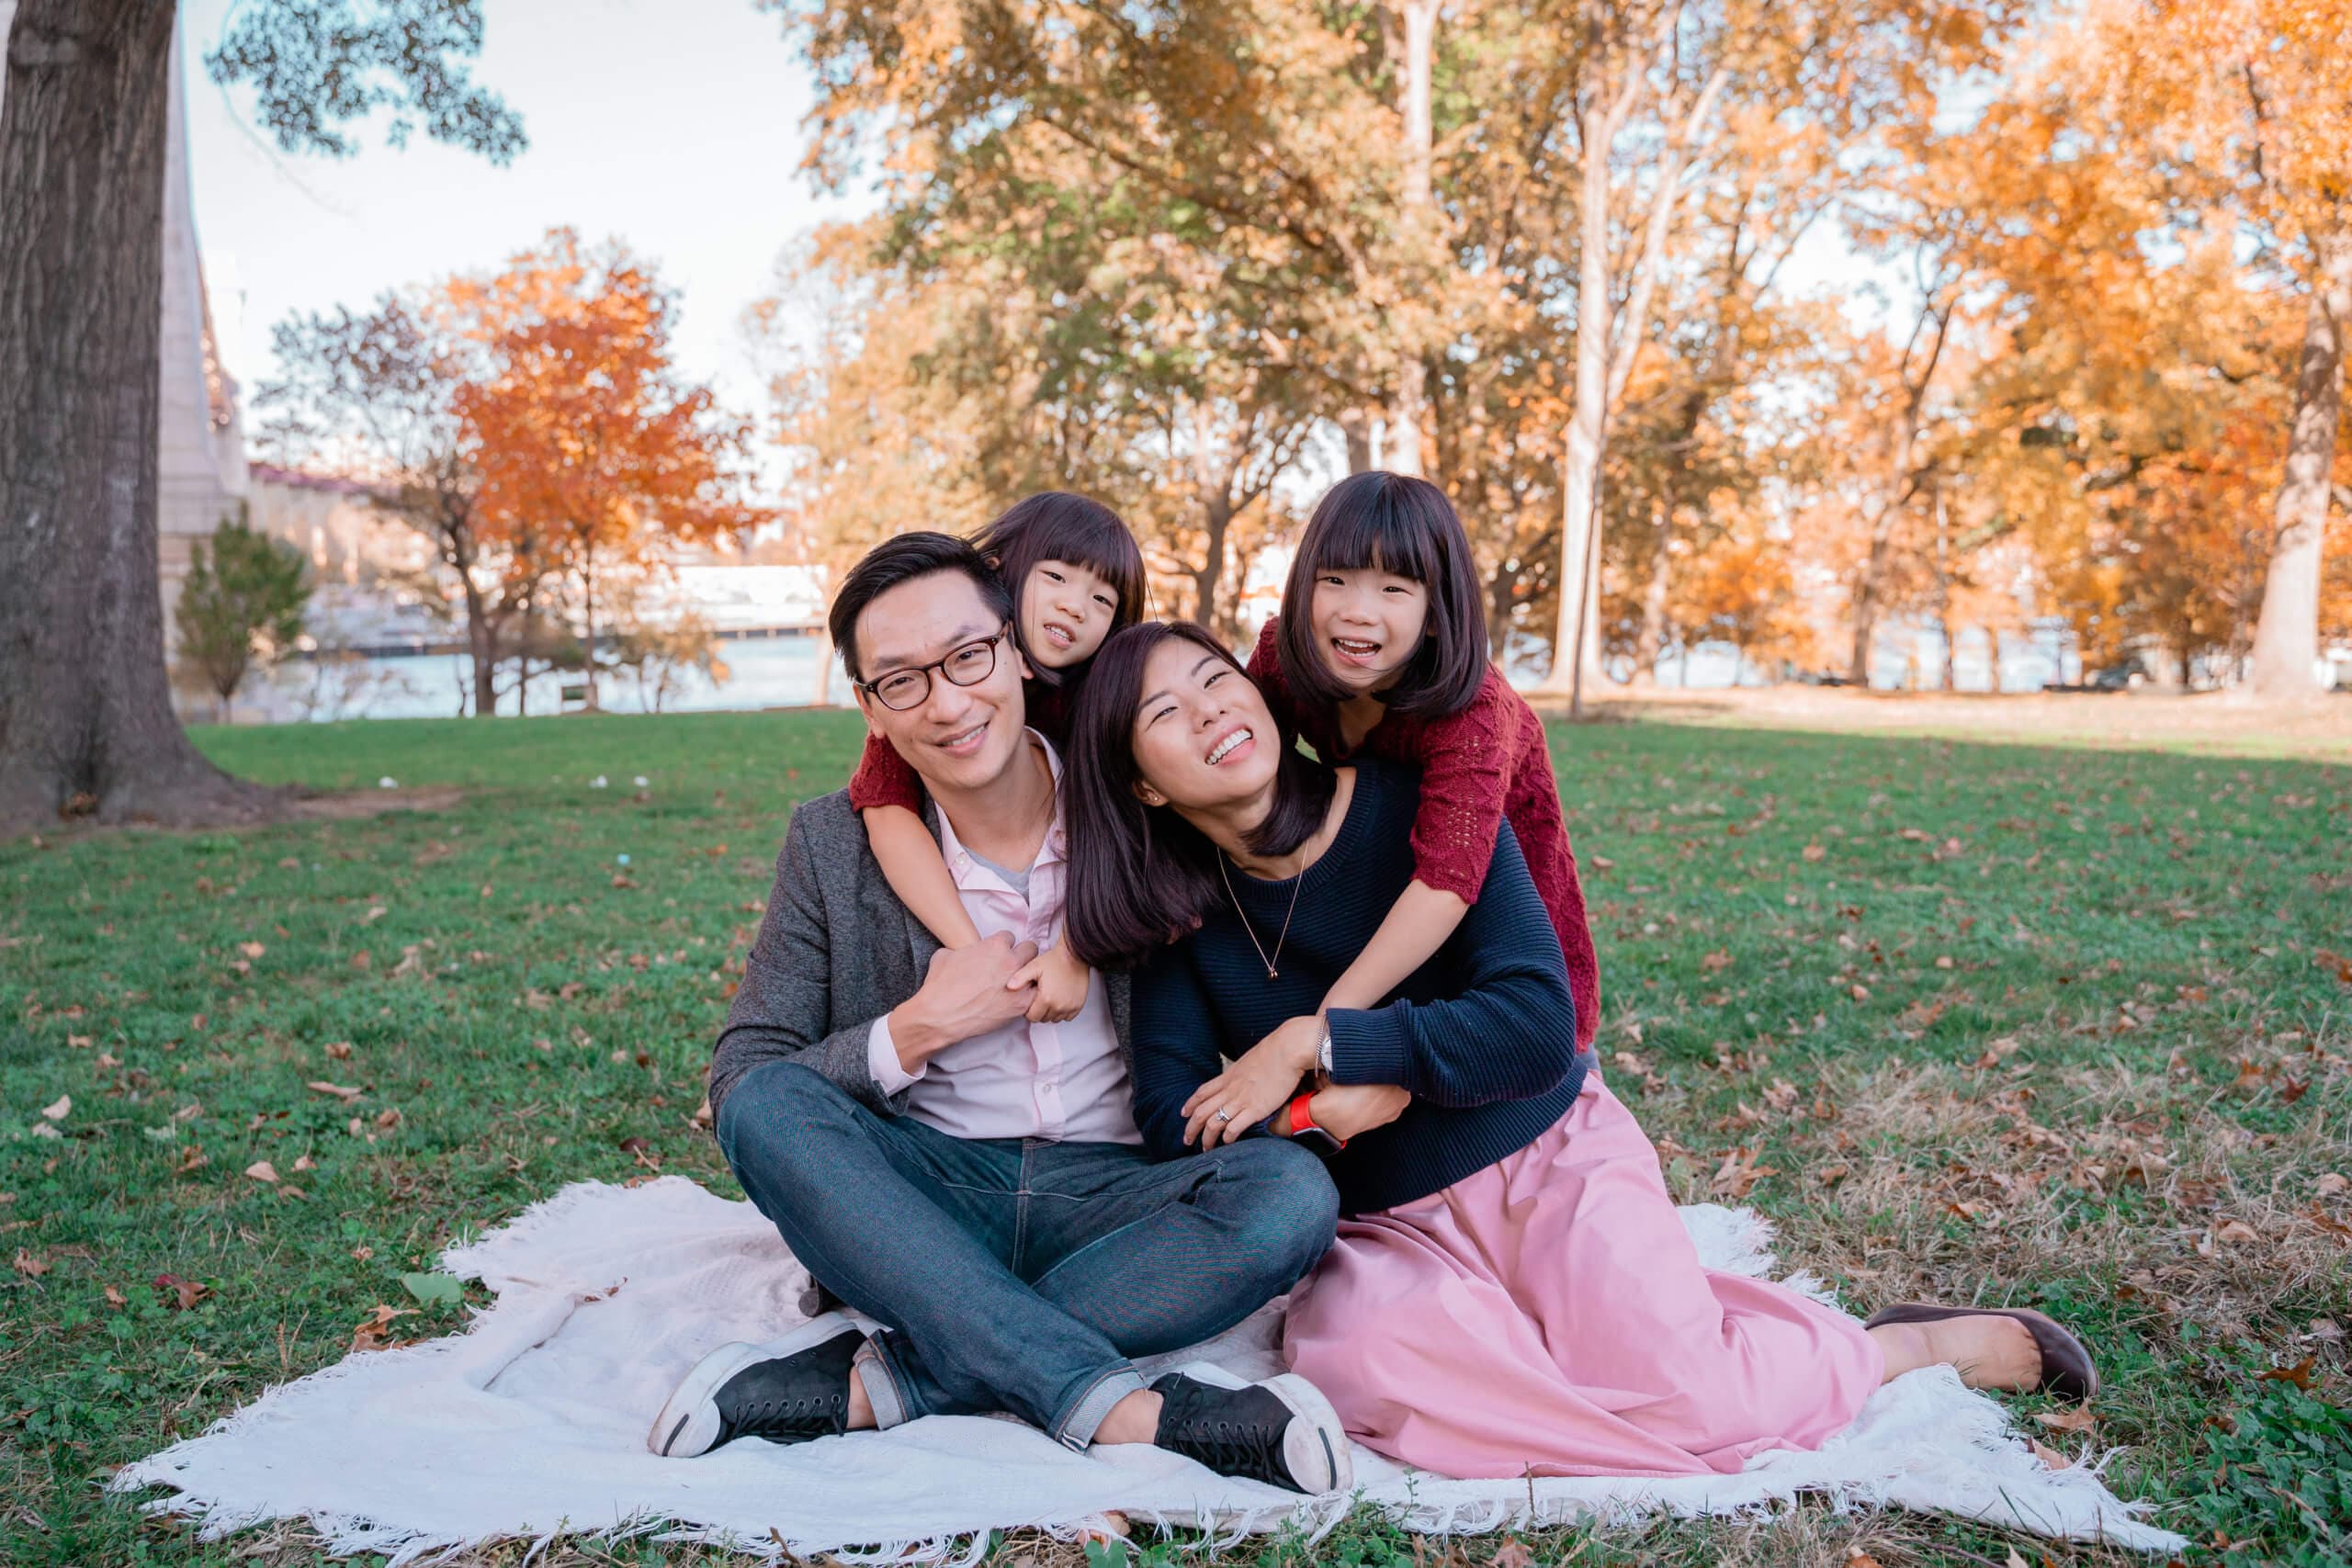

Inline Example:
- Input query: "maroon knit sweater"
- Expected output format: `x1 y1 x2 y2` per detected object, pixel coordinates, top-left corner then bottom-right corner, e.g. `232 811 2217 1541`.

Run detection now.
1246 617 1601 1049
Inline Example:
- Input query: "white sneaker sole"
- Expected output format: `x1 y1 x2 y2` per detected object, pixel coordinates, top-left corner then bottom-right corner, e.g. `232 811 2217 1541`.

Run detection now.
646 1314 865 1458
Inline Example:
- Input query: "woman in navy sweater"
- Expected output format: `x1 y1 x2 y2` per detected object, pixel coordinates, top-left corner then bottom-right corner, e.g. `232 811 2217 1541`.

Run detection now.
1065 621 2098 1481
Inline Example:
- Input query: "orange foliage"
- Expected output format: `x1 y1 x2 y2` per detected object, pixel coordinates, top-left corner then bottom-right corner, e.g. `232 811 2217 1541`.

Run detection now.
450 229 771 704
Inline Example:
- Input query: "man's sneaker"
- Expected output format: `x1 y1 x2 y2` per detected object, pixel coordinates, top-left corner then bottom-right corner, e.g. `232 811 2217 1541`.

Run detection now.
1148 1366 1353 1495
647 1313 865 1457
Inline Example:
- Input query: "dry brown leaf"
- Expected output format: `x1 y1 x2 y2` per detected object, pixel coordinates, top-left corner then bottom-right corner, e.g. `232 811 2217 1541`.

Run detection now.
2213 1218 2259 1244
237 941 266 960
2026 1437 2073 1470
153 1273 210 1310
324 1042 354 1060
306 1081 364 1101
104 1284 127 1308
292 1153 316 1173
1488 1538 1536 1568
2259 1357 2316 1391
40 1094 70 1122
244 1160 280 1184
11 1247 49 1278
2034 1406 2098 1433
1803 842 1826 862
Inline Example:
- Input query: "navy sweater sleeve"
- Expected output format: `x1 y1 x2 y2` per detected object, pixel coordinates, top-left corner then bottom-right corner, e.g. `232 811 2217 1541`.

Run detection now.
1129 942 1227 1162
1324 818 1580 1108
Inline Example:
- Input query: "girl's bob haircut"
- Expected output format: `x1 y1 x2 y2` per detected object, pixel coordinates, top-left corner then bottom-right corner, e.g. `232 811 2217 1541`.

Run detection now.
1063 620 1338 972
1275 470 1489 719
972 491 1148 686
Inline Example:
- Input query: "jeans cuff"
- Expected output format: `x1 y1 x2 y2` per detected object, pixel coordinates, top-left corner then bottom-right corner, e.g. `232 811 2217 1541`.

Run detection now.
1053 1363 1148 1450
854 1336 913 1430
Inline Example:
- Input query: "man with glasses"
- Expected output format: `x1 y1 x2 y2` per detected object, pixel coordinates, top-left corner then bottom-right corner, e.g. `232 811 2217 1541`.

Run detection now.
655 531 1351 1496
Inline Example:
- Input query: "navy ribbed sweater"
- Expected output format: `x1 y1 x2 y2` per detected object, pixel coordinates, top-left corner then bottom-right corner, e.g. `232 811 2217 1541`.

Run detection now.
1131 759 1589 1215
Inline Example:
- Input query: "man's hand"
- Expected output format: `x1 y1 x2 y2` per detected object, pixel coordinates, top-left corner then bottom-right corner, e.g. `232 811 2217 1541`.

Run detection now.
888 932 1038 1071
1011 941 1091 1023
1309 1083 1411 1143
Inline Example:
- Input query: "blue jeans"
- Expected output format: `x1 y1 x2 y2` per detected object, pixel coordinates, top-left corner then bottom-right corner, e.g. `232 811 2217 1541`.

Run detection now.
717 1059 1340 1449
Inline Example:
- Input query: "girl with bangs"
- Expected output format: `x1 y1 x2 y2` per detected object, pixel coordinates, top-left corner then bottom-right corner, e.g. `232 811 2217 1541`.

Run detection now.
1180 470 1602 1144
849 491 1148 1021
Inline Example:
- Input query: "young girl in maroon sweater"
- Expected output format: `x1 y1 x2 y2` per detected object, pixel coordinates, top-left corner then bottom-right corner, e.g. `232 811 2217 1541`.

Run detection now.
847 492 1147 1021
1185 469 1602 1143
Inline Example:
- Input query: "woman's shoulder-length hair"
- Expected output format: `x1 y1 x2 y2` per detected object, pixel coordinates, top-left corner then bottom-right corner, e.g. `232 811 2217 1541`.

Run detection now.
1063 620 1336 972
1275 470 1489 720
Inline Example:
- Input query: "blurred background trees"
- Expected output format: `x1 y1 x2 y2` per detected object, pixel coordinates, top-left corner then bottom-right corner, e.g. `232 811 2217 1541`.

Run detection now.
754 0 2349 695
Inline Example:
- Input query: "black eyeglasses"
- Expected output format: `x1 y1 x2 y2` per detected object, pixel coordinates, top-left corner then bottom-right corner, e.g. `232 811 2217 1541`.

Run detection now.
856 625 1013 711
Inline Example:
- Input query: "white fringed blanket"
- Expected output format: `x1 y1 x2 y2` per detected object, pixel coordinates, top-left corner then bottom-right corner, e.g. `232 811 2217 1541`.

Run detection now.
112 1177 2186 1563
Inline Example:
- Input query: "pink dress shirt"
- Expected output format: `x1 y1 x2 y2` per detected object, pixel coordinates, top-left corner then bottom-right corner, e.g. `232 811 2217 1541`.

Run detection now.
865 736 1140 1145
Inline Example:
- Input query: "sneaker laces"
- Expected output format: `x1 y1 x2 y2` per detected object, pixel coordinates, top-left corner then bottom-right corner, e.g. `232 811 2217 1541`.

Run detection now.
1154 1378 1285 1484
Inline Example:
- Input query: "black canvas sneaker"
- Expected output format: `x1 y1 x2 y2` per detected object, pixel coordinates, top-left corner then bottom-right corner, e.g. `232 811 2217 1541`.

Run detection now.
647 1313 865 1457
1148 1366 1353 1494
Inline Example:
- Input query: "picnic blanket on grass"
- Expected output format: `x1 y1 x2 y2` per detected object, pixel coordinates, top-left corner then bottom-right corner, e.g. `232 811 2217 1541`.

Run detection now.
112 1177 2186 1562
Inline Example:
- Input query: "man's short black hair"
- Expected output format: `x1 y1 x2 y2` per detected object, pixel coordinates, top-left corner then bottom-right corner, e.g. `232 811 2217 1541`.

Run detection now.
829 531 1016 684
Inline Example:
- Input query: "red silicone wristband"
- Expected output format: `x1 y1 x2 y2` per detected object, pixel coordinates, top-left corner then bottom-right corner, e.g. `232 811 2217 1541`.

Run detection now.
1288 1091 1342 1147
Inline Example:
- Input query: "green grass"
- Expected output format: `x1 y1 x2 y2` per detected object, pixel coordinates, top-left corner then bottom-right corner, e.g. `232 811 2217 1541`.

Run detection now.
4 711 2348 1567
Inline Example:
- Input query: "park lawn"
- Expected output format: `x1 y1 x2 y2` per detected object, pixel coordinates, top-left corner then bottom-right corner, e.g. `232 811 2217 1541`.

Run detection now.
3 709 2348 1568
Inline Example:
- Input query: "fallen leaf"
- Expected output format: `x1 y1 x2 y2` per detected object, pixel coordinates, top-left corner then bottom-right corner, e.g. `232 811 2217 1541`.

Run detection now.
244 1160 280 1184
2026 1437 2073 1470
324 1042 354 1061
401 1270 464 1307
40 1095 70 1122
153 1273 210 1310
237 942 266 960
11 1248 49 1278
2316 1172 2347 1198
1489 1538 1536 1568
306 1081 364 1101
351 1244 375 1262
2034 1406 2098 1433
2213 1218 2259 1245
350 1303 419 1352
292 1153 316 1173
105 1284 127 1308
1803 842 1826 862
1701 948 1733 974
2258 1357 2315 1391
1710 1145 1776 1199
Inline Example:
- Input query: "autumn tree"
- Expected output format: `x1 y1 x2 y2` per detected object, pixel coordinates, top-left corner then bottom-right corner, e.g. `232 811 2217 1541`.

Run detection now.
0 0 517 831
2078 0 2352 696
259 292 559 716
457 230 770 709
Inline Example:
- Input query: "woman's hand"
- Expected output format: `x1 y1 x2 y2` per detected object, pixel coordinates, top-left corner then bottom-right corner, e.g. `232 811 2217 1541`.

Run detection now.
1182 1014 1324 1148
1310 1083 1411 1143
1012 941 1091 1023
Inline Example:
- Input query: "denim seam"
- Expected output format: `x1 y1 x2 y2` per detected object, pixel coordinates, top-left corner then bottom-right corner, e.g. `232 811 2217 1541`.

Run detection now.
1052 1362 1148 1450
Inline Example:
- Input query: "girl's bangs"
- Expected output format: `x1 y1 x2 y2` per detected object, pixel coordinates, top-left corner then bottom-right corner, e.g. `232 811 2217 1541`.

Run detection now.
1306 494 1444 588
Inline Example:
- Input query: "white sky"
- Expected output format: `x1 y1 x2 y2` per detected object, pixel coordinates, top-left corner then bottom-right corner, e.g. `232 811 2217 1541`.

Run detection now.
183 0 869 425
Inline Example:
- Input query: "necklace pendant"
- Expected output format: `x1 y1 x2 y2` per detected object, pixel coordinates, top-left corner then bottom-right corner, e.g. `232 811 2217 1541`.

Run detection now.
1266 966 1278 981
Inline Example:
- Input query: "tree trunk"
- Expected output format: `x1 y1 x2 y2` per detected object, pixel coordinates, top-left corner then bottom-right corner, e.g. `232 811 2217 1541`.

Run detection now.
808 625 834 705
1632 503 1673 687
459 572 499 717
580 551 600 709
1193 493 1235 633
0 0 275 833
1339 408 1374 474
1485 550 1523 666
1385 0 1438 479
1533 97 1616 699
1848 519 1894 688
2249 225 2351 699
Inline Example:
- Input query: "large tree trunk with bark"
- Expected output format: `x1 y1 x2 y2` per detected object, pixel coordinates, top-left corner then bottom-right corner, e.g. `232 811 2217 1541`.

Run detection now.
1339 409 1374 473
0 0 275 834
1848 514 1895 687
2248 226 2351 699
1193 493 1235 633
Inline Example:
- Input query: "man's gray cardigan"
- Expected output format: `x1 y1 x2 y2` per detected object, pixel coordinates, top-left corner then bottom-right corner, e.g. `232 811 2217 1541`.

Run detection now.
706 786 1135 1131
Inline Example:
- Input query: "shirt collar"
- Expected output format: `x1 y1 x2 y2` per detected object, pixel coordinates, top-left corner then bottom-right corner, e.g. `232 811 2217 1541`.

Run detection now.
935 728 1067 890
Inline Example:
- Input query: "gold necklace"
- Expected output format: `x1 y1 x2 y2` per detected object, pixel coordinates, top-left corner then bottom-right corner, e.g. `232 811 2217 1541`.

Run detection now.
1219 852 1307 981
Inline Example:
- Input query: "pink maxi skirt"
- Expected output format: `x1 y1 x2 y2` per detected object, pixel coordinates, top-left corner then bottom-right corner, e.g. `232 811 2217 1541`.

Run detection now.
1283 1076 1883 1479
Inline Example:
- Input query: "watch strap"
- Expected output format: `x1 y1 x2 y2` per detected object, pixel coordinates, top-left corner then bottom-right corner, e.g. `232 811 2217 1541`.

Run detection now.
1287 1090 1343 1149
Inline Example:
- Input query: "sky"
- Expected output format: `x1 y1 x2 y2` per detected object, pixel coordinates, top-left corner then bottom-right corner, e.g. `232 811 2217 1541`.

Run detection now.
182 0 870 426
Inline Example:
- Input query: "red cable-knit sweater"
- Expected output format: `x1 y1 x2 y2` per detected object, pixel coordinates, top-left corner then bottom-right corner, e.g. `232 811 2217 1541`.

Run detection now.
1246 617 1601 1049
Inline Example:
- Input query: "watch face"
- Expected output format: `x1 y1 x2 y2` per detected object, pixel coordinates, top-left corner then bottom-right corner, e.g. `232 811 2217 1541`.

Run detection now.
1293 1126 1343 1158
